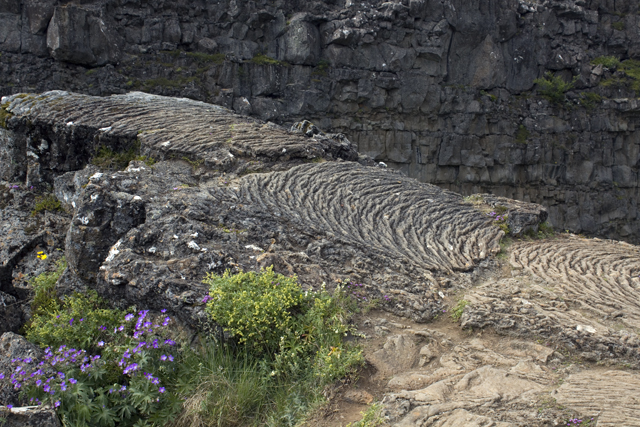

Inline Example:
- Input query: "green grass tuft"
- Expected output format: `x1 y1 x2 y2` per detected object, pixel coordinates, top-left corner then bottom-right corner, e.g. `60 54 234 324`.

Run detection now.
31 194 62 217
250 54 290 67
450 300 469 322
534 72 577 105
591 56 620 69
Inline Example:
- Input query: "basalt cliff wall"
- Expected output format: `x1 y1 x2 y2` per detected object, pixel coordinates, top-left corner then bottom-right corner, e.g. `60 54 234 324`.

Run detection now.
1 0 639 241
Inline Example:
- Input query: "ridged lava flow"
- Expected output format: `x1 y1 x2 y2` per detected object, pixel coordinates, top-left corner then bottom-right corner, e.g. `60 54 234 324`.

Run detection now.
239 162 503 273
510 238 640 329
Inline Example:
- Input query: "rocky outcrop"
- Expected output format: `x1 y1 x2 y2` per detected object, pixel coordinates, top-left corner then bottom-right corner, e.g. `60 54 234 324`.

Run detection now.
1 90 639 427
1 0 639 242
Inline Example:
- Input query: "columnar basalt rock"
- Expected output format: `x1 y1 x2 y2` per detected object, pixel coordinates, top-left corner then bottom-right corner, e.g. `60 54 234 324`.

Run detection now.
1 0 639 242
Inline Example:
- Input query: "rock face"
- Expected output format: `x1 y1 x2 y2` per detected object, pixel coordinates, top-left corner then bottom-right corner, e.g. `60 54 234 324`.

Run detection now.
0 90 639 426
0 91 507 323
1 0 639 242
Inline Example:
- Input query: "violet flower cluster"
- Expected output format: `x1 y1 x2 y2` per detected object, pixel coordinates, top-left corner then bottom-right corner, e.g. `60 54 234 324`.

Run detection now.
487 211 507 222
2 309 177 408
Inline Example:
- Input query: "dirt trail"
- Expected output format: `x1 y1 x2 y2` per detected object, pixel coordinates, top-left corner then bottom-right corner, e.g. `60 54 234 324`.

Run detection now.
314 235 640 427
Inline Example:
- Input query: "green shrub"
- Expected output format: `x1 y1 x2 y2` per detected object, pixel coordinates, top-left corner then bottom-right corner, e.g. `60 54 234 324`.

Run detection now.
612 21 625 31
31 194 62 216
450 300 469 322
533 72 577 105
28 257 66 318
579 92 602 110
591 56 620 69
600 59 640 93
204 267 304 356
537 221 555 238
25 290 125 352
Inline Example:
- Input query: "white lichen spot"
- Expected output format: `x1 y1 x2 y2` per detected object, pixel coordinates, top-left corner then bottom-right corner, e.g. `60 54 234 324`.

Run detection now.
90 194 99 203
27 151 39 159
80 216 90 225
576 325 596 334
190 232 199 238
282 148 287 153
161 141 171 147
245 244 264 252
89 172 103 181
148 247 157 254
187 241 200 251
105 240 122 262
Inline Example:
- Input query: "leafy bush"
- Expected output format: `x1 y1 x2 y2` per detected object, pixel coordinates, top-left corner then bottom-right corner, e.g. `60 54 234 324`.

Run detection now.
25 290 125 352
579 92 602 110
534 72 577 105
198 269 365 425
204 267 304 356
28 257 66 318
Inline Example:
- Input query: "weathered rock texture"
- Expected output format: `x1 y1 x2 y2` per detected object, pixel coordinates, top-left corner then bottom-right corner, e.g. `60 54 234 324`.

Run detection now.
0 90 639 427
0 91 507 324
1 0 639 242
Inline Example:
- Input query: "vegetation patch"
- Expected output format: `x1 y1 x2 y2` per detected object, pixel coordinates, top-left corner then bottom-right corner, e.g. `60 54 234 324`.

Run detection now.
450 300 469 322
311 59 331 77
579 92 602 110
0 104 13 129
347 403 387 427
534 72 577 105
591 56 620 69
600 59 640 93
3 267 366 427
515 125 530 144
91 141 154 170
250 54 290 67
31 193 62 217
612 21 625 31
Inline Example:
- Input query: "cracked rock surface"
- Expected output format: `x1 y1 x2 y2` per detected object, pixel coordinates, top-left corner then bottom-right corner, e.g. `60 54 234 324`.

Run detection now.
0 91 638 426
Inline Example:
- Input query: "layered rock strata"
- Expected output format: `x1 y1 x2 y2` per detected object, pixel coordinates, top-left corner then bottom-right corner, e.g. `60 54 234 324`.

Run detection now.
1 0 639 241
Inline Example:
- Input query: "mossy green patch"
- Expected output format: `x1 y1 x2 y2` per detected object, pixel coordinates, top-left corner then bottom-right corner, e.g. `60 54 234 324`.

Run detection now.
31 194 62 217
515 124 530 144
0 105 13 129
250 54 290 67
91 140 153 170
